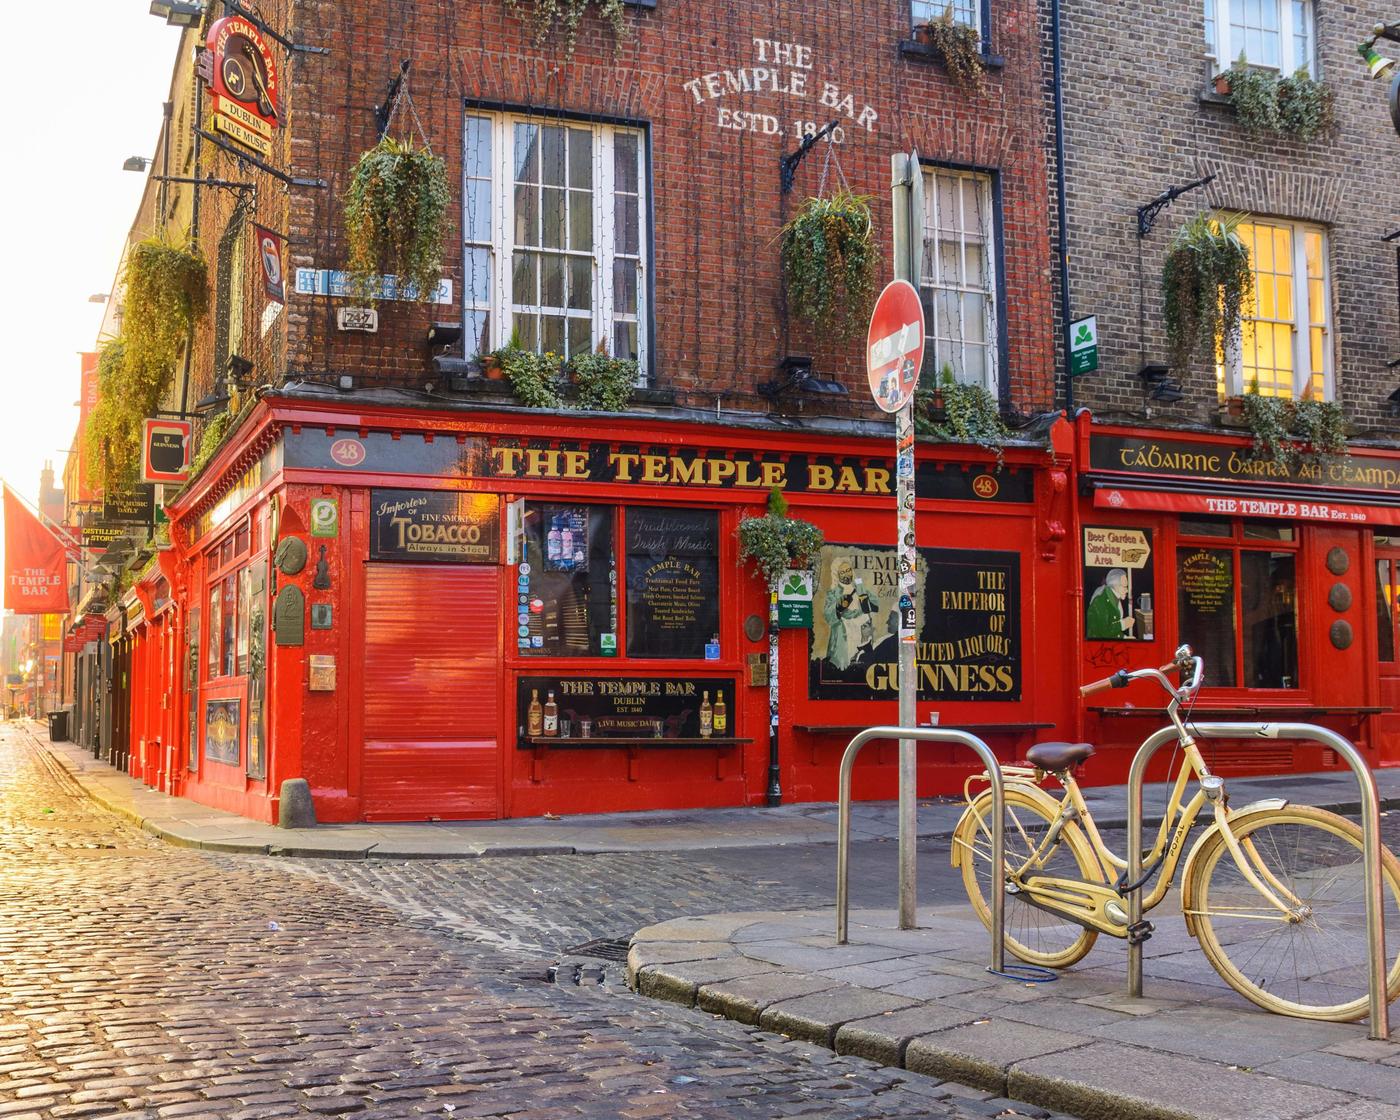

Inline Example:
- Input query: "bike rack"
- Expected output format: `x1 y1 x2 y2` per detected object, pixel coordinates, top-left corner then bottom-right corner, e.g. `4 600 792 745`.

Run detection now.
835 725 1006 975
1126 722 1390 1039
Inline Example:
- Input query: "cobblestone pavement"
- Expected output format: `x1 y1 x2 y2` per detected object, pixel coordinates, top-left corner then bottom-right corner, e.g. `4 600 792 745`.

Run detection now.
0 725 1079 1120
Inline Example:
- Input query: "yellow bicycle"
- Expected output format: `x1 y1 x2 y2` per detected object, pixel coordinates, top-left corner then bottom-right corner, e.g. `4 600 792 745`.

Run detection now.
952 646 1400 1021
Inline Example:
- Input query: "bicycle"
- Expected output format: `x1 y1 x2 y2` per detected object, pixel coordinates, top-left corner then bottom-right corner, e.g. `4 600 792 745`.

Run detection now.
951 645 1400 1021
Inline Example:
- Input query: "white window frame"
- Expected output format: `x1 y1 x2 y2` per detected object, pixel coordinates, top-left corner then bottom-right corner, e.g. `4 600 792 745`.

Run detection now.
462 112 649 379
919 166 999 395
1219 217 1333 401
912 0 981 36
1204 0 1315 73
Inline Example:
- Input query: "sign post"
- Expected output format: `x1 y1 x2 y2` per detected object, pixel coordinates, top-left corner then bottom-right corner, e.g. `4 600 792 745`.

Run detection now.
876 159 928 928
1069 315 1099 376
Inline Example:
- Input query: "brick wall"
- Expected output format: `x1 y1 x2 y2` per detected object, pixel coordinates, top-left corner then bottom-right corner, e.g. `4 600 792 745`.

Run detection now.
205 0 1062 418
1057 0 1400 438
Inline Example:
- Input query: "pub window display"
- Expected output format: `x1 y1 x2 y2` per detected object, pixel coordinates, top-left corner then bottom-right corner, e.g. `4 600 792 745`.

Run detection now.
205 518 259 683
519 503 614 656
1376 533 1400 663
1175 518 1298 690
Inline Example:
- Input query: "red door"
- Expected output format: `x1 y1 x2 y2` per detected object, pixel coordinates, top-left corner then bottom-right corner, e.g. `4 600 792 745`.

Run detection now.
362 564 501 820
1374 546 1400 764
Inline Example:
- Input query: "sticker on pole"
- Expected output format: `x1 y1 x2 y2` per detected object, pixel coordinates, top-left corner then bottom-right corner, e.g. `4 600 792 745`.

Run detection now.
866 279 926 413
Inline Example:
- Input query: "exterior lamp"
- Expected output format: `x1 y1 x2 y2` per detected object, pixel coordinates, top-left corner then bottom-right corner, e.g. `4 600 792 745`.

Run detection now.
226 354 255 387
426 323 463 347
757 355 848 401
150 1 204 26
193 378 230 416
1138 363 1185 403
87 293 109 304
123 157 153 172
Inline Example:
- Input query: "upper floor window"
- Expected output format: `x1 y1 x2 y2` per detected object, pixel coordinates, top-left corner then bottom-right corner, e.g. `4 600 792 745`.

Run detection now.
920 166 999 393
1217 218 1331 400
464 113 648 376
1205 0 1314 73
913 0 980 37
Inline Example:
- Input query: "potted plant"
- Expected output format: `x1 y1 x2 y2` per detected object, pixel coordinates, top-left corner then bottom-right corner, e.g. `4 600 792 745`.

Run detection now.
1240 382 1348 469
922 4 986 93
780 189 878 344
344 136 450 303
482 325 525 380
1217 54 1334 140
504 0 629 59
498 346 566 409
569 346 638 412
914 365 1011 466
1162 211 1253 375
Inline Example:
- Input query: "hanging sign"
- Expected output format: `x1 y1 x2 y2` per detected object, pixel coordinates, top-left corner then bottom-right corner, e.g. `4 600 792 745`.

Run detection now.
3 486 68 614
253 225 286 305
1069 315 1099 376
866 279 926 413
141 418 192 485
776 569 814 629
103 484 155 526
206 16 280 157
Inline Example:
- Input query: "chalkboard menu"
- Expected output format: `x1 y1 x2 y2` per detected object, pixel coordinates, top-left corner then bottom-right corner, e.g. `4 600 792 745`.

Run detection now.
516 675 735 743
809 545 1021 701
625 508 719 659
1176 548 1236 687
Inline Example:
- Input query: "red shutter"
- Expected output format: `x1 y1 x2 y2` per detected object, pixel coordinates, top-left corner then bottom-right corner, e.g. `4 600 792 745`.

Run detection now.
362 564 501 820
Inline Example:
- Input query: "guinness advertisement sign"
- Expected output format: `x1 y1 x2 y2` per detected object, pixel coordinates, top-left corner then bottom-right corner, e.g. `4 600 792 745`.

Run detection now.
370 489 500 563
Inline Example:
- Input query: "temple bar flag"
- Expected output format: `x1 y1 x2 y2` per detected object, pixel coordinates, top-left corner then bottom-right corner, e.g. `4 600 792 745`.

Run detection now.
3 485 68 613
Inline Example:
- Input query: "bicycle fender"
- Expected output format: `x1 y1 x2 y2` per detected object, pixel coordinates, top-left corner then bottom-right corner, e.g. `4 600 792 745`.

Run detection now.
950 779 1063 871
1178 798 1288 937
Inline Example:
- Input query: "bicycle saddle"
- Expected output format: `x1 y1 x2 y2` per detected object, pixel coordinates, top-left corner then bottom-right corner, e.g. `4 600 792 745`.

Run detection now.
1026 741 1094 771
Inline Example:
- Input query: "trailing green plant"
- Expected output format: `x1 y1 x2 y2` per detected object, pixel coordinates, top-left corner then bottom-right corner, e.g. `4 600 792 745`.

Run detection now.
504 0 628 57
569 347 638 411
1161 211 1254 374
780 189 879 343
497 346 566 409
921 5 985 93
914 365 1010 465
123 231 209 378
737 488 825 590
1222 56 1333 140
344 136 450 302
1240 383 1348 469
192 410 232 474
83 340 160 492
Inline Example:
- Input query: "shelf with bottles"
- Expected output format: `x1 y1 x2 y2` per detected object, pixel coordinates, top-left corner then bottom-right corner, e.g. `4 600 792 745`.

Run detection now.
516 735 752 749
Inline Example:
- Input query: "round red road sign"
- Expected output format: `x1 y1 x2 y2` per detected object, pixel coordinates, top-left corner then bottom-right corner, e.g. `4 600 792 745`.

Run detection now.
866 279 926 413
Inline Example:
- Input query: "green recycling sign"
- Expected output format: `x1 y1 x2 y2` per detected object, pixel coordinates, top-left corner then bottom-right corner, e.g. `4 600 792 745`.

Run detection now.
1070 315 1099 376
777 569 814 629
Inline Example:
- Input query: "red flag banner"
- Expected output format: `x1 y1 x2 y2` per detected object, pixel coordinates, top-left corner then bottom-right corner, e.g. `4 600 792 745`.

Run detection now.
4 485 68 613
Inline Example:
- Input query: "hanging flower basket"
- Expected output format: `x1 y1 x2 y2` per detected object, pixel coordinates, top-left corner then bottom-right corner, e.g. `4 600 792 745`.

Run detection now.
737 489 825 590
780 189 878 344
344 136 450 303
504 0 629 59
1161 212 1253 375
922 5 986 94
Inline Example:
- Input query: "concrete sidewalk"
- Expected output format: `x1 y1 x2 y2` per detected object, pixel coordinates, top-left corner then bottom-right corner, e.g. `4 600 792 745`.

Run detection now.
26 726 1400 860
628 906 1400 1120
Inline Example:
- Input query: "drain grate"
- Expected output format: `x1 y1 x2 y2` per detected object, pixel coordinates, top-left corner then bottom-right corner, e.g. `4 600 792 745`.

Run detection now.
564 936 631 962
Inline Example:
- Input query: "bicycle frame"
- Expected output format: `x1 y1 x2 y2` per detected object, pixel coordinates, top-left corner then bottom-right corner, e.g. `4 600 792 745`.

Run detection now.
982 650 1300 939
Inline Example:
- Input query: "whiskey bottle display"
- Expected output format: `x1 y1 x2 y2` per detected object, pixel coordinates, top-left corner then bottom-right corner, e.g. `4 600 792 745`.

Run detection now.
527 689 543 737
699 690 713 738
543 690 559 736
713 691 727 735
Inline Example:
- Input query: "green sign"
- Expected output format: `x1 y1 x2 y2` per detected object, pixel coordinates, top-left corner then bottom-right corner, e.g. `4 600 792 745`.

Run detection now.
1069 315 1099 376
310 498 340 538
778 600 813 628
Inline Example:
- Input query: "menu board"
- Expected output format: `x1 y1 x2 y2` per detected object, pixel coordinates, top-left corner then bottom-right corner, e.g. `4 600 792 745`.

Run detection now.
809 545 1020 701
516 675 735 742
1176 548 1236 687
625 508 719 659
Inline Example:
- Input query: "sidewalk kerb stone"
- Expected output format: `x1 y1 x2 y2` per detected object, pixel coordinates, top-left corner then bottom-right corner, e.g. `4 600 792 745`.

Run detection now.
903 1020 1094 1095
757 987 918 1048
695 973 840 1025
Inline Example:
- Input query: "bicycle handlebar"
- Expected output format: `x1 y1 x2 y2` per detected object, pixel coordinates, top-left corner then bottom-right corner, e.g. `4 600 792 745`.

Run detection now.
1080 648 1204 701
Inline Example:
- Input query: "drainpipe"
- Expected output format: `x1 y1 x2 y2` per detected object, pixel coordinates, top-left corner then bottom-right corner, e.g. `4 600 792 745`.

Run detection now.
1051 0 1073 413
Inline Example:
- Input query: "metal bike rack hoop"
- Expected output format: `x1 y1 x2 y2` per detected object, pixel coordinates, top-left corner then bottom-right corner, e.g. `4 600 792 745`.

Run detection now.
835 725 1005 974
1125 721 1389 1039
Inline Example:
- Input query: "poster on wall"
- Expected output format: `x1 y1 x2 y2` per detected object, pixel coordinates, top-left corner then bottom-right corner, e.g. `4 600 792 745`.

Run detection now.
808 544 1020 701
204 697 242 766
624 508 719 659
1177 548 1237 687
1082 527 1155 641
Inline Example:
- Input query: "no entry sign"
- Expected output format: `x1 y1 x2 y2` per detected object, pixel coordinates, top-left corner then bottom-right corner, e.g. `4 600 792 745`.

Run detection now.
866 279 926 413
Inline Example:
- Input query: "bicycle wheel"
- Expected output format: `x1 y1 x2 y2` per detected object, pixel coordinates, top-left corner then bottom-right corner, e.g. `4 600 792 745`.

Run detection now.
1187 805 1400 1021
954 786 1101 969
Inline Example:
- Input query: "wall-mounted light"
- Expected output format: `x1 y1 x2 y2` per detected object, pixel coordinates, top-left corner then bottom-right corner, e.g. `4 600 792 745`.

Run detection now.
757 355 848 402
87 293 109 304
426 322 463 347
122 156 153 173
149 1 204 27
193 381 230 416
226 354 254 387
1387 387 1400 418
1138 363 1185 403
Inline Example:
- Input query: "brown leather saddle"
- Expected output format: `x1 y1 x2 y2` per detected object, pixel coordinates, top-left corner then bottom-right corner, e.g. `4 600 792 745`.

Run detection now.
1025 741 1094 772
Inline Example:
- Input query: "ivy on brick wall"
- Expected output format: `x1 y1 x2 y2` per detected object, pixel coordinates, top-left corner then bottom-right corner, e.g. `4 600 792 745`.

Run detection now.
504 0 628 58
1220 58 1334 141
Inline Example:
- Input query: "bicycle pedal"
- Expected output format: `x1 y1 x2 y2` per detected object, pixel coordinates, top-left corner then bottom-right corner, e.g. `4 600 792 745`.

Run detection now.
1126 920 1154 946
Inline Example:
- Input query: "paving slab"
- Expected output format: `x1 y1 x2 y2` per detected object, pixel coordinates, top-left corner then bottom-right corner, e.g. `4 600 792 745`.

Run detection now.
695 973 840 1025
636 957 780 1007
833 1004 989 1065
1257 1050 1400 1104
905 1020 1094 1094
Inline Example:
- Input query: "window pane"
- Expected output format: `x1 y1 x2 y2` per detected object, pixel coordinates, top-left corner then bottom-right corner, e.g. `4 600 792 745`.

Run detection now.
541 187 566 249
1180 516 1232 537
1177 548 1237 687
613 259 638 315
514 124 539 182
237 567 252 676
568 257 592 312
615 194 639 255
520 504 615 656
465 116 492 180
614 133 639 189
466 180 491 244
540 252 566 308
1377 559 1397 662
1243 521 1293 541
613 320 638 362
568 128 593 188
221 575 236 678
514 183 538 246
512 253 537 305
625 508 720 659
569 193 592 251
466 310 489 359
465 246 492 307
567 316 592 357
540 126 566 186
1240 551 1297 688
207 584 220 679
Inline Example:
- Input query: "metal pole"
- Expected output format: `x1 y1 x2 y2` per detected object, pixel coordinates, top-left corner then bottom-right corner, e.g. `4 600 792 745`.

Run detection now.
1126 721 1388 1038
766 589 782 806
837 725 1004 973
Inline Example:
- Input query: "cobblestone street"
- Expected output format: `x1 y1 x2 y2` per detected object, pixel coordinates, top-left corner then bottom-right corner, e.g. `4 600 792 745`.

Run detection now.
0 725 1071 1120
